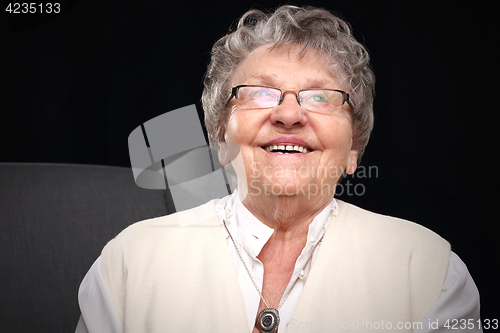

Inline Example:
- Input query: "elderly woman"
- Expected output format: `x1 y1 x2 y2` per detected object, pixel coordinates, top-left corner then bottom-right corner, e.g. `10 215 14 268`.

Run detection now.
76 5 481 333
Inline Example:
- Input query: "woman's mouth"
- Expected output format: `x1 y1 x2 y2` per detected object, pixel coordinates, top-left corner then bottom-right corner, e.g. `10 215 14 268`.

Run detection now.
261 144 312 154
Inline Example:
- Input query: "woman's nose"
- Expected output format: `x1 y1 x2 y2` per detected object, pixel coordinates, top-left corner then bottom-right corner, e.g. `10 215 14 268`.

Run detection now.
270 92 308 128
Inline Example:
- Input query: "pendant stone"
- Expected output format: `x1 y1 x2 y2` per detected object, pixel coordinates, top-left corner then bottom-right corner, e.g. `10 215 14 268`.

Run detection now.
256 308 280 333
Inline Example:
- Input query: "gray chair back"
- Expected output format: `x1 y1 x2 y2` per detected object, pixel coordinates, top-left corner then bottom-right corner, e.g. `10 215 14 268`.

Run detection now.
0 163 170 332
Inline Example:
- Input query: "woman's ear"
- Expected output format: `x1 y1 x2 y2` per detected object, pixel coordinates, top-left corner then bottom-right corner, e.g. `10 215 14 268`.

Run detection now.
218 142 240 166
218 142 230 166
345 149 358 175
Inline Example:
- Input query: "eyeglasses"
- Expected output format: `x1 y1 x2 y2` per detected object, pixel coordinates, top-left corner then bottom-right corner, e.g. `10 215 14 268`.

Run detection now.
226 85 354 113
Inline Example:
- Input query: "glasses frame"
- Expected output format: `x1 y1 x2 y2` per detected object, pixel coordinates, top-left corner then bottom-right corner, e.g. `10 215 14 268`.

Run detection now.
225 85 354 112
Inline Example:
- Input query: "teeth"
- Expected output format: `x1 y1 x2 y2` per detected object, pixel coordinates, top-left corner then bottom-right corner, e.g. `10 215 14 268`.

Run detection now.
264 144 310 153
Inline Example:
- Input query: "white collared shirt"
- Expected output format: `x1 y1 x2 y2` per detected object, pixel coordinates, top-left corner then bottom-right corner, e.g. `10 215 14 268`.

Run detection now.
76 193 482 333
215 190 337 332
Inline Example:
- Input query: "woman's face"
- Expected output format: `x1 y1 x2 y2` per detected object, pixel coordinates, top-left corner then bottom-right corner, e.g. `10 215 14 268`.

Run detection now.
223 44 358 202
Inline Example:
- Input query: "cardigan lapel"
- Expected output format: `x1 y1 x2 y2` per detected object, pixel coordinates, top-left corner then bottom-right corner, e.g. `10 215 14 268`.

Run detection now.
198 200 250 332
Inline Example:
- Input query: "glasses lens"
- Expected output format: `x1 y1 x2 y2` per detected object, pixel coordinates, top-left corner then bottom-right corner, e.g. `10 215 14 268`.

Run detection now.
236 86 281 109
299 90 344 113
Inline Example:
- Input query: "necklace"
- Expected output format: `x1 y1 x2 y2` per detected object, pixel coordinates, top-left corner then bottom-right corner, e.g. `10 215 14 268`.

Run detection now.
223 220 325 333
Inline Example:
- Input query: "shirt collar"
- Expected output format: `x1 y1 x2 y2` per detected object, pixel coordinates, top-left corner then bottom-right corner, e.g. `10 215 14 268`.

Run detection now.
216 190 338 259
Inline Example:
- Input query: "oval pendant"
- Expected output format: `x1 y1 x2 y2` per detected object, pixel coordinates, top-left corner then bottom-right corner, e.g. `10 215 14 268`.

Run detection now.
256 308 279 333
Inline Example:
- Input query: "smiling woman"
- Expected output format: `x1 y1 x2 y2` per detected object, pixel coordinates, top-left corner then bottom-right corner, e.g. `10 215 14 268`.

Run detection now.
76 5 481 333
224 44 358 227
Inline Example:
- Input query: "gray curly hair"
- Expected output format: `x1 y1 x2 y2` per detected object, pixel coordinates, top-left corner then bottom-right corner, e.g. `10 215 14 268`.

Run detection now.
202 5 375 161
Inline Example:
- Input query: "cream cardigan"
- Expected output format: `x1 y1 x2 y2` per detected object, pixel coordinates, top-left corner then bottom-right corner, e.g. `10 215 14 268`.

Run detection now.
100 199 450 332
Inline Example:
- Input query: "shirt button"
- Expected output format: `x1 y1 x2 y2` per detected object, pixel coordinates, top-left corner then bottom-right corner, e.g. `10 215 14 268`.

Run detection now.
298 270 306 279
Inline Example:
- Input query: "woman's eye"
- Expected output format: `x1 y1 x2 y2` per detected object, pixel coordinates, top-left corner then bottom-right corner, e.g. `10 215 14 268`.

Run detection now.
310 95 326 103
253 90 272 97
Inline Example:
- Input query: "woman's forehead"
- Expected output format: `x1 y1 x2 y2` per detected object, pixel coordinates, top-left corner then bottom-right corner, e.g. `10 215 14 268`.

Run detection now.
232 44 344 89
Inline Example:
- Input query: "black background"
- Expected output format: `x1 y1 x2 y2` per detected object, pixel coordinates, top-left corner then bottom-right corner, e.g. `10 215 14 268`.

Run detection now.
2 0 499 322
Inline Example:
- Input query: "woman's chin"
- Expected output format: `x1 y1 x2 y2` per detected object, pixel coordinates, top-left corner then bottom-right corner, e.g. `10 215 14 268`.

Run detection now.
246 178 335 200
